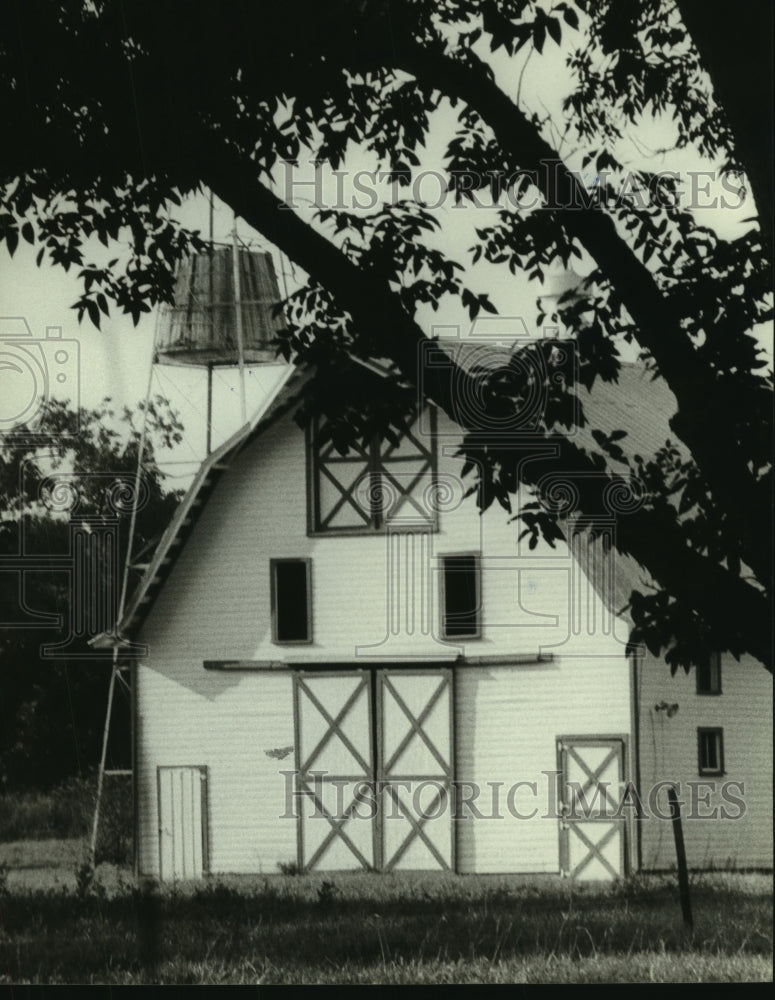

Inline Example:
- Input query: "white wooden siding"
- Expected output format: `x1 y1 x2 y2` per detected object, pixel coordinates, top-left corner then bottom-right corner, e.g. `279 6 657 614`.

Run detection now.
636 652 772 870
455 659 631 874
136 409 633 877
137 672 297 876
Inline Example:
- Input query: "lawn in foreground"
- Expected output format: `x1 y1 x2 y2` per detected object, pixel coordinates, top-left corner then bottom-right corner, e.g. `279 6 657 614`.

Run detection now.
0 870 771 983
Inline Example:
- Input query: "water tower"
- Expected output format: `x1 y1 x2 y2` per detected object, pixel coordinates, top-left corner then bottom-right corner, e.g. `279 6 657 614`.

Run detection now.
89 235 290 864
154 241 287 452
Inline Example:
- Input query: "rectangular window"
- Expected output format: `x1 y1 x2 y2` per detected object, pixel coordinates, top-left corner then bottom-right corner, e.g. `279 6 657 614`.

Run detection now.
271 559 312 644
697 727 724 776
441 554 481 639
696 652 722 695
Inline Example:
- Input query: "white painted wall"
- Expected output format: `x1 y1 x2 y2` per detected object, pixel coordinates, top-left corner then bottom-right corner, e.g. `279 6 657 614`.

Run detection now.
636 652 772 870
455 659 632 874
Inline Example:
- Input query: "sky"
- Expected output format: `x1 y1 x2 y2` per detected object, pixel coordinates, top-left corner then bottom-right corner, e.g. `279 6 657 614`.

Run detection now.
1 21 769 490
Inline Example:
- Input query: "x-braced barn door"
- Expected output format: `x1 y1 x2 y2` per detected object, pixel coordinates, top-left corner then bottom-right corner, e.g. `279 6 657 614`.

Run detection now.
377 669 454 871
293 668 454 872
558 738 626 881
294 671 375 871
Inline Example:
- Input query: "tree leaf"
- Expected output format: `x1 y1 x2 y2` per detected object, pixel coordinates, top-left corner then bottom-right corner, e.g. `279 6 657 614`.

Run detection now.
563 7 580 30
547 17 562 46
86 299 101 329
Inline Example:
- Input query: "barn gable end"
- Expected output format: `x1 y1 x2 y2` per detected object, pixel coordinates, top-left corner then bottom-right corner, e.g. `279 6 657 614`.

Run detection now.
134 397 637 879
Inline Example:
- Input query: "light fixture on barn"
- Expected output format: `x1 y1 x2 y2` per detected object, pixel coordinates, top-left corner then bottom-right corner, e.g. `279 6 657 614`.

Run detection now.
88 194 291 869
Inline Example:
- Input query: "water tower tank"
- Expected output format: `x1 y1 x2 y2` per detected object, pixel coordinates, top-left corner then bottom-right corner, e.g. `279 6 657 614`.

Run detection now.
154 247 285 366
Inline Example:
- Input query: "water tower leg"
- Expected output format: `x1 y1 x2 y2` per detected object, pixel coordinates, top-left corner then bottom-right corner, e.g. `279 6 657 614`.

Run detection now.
89 652 118 867
206 362 213 456
232 224 248 427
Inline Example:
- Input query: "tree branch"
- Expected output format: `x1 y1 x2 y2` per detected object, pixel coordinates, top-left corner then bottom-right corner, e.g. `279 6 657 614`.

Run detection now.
676 0 773 256
389 41 771 589
197 133 771 671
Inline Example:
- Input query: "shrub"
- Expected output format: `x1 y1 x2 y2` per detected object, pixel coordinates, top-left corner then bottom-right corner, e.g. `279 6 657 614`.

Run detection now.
0 774 94 840
0 770 132 865
94 775 132 866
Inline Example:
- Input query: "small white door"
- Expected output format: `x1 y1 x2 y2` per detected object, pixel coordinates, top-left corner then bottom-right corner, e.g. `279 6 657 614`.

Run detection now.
158 766 207 881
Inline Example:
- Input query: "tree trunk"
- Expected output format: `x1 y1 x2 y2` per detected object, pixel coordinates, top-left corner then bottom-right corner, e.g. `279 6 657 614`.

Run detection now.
676 0 774 256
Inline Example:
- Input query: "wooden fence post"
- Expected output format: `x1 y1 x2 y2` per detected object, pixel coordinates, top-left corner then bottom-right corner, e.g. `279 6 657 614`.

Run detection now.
666 784 693 931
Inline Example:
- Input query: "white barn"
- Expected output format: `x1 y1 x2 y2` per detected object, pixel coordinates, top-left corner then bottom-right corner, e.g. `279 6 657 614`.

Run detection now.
106 359 772 881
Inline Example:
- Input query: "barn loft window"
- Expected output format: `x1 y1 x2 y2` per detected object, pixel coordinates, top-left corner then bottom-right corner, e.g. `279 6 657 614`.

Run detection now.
697 727 724 776
696 653 722 695
308 408 437 534
440 554 481 639
271 559 312 644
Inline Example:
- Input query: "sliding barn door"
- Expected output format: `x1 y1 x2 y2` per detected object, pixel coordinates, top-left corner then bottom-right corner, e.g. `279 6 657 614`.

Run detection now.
377 669 454 871
294 671 375 871
293 668 454 872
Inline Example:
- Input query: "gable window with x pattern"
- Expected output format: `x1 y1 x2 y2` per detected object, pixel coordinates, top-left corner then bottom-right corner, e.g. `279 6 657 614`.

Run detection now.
307 408 437 534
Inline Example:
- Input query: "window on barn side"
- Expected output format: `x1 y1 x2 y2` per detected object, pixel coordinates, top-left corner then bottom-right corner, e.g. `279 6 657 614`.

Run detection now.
440 554 481 639
271 559 312 644
696 652 722 695
697 727 724 776
308 407 437 534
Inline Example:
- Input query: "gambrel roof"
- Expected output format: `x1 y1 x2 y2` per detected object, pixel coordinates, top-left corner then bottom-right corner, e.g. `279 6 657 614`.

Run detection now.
92 363 306 648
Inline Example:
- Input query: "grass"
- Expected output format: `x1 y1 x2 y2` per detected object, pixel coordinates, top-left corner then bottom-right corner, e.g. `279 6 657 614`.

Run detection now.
0 869 771 984
0 776 131 864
